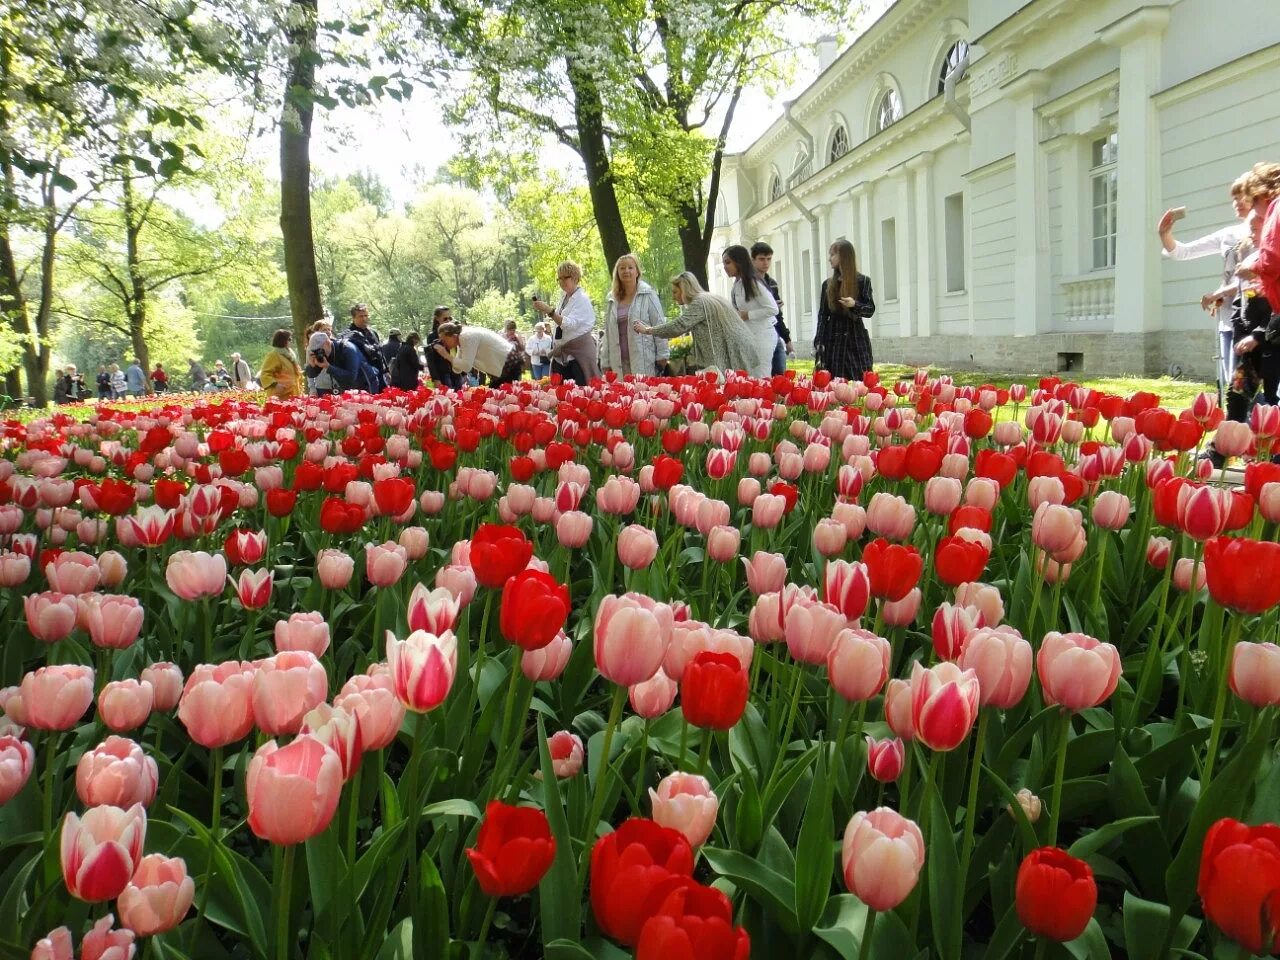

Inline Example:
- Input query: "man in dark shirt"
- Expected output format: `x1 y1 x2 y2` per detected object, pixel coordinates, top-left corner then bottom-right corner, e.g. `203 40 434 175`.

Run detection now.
425 306 464 389
346 303 388 392
751 241 793 375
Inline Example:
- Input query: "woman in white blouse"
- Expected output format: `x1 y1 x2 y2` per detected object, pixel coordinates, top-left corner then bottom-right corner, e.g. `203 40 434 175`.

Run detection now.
721 244 778 377
532 260 601 385
527 322 555 380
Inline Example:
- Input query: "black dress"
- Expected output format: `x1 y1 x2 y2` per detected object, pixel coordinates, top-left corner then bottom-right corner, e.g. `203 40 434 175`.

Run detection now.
814 274 875 380
392 342 423 390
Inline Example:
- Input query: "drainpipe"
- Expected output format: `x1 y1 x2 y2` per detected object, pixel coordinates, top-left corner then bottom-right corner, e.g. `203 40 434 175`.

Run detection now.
781 103 821 340
943 47 971 131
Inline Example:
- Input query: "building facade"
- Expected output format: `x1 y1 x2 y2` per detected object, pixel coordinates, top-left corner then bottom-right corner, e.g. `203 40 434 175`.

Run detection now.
709 0 1280 378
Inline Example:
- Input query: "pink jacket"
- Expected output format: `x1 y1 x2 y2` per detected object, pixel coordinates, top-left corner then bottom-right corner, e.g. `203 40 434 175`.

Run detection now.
1256 197 1280 311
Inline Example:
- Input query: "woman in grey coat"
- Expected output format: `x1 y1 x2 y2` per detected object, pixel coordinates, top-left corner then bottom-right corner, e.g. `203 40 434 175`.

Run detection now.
602 255 670 376
634 272 758 374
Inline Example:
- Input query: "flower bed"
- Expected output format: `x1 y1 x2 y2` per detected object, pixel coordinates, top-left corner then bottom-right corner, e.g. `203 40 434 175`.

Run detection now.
1 370 1278 960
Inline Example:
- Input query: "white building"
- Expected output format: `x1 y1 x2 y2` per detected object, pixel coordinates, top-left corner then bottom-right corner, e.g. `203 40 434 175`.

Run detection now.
709 0 1280 378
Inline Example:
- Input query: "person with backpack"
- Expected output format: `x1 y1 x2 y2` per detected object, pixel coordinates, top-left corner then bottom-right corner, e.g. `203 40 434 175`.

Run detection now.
345 303 388 392
306 330 362 396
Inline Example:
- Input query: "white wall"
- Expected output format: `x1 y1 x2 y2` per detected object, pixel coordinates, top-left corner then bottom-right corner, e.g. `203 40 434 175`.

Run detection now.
967 161 1016 337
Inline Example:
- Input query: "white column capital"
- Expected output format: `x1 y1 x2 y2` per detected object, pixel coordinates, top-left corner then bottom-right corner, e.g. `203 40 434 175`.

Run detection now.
1001 69 1050 102
1098 6 1170 48
848 180 871 200
906 150 935 173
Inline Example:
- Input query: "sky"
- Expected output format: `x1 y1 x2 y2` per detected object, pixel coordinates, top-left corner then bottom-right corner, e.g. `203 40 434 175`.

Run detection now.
309 0 895 205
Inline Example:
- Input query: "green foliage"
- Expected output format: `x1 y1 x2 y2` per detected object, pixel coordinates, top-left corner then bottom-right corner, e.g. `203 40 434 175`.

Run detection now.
464 288 520 332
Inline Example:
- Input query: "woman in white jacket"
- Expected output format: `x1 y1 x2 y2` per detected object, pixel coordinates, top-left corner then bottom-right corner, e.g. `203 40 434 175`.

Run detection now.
602 254 670 376
722 244 778 377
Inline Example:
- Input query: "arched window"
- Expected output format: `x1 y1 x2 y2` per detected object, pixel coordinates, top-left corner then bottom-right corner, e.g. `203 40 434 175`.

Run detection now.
875 89 903 133
768 173 782 203
937 40 970 94
791 147 812 185
828 125 849 163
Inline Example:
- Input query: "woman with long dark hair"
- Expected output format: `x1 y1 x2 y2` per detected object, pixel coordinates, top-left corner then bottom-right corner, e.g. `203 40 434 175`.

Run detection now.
814 239 875 380
721 244 777 377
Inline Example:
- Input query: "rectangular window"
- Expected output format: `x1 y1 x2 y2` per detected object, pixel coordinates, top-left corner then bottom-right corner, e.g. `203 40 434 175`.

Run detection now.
1090 132 1118 269
944 192 965 293
881 218 899 301
801 249 812 317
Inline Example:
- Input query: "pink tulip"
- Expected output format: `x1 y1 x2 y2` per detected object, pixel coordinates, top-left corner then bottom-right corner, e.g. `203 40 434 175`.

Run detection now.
865 736 905 783
617 524 659 570
300 703 363 781
406 584 460 635
521 631 573 681
665 623 752 682
252 651 327 736
1037 632 1121 711
61 803 147 901
317 548 355 589
117 854 195 936
784 597 847 665
335 670 405 751
224 529 267 566
629 669 678 718
741 551 786 596
694 498 731 537
269 610 329 656
554 510 592 548
82 594 144 650
44 551 101 594
866 492 915 541
1178 485 1228 542
24 592 79 644
747 591 785 644
120 505 175 548
930 602 984 661
593 593 674 686
531 497 557 523
139 663 183 712
228 568 272 610
953 582 1004 627
1229 641 1280 708
75 737 158 809
1172 557 1206 593
177 661 256 748
1009 788 1042 824
591 476 636 515
246 735 342 845
1260 482 1280 523
909 660 980 752
80 914 136 960
960 626 1032 708
751 494 786 530
17 664 94 731
827 629 890 702
364 542 408 588
1027 476 1065 511
964 477 1000 511
97 680 153 733
548 730 584 778
0 550 30 587
811 517 847 558
881 587 922 628
1091 491 1130 530
706 524 741 563
1031 503 1083 557
923 476 962 516
736 476 761 506
0 733 35 804
1036 553 1072 583
841 807 925 910
29 927 73 960
386 630 458 712
650 772 718 847
1213 420 1253 458
828 504 866 545
96 551 127 588
435 564 477 606
1146 536 1172 569
165 550 226 600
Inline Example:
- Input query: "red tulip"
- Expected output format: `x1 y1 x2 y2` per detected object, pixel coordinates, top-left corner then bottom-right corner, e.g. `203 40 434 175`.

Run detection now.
500 570 570 651
466 801 556 897
865 736 905 783
1198 817 1280 954
861 538 922 602
680 651 748 730
590 818 695 946
934 536 989 587
469 524 533 589
1204 536 1280 614
264 488 297 517
635 882 750 960
1015 847 1097 942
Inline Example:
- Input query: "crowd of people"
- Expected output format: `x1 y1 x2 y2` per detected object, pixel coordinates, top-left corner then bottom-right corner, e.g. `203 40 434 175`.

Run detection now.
1160 160 1280 464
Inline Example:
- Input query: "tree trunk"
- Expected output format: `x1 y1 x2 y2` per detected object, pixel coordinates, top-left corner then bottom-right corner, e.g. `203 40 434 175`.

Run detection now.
679 84 742 289
0 36 28 401
121 174 150 378
279 0 324 351
566 58 631 268
676 201 708 289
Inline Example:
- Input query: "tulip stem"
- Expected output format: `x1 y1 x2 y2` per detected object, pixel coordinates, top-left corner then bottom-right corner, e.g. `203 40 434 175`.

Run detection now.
958 710 990 892
581 684 627 873
210 746 223 834
275 843 296 960
635 720 650 804
346 764 362 868
766 664 806 794
697 728 712 776
1027 548 1045 641
476 896 497 948
41 732 57 842
1046 711 1071 848
857 907 876 960
678 718 690 770
1202 614 1243 788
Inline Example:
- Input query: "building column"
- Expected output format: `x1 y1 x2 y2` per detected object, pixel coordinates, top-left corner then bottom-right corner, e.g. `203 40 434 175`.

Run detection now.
783 221 801 341
1005 70 1050 340
1102 8 1170 334
852 183 874 336
907 152 936 338
896 170 914 339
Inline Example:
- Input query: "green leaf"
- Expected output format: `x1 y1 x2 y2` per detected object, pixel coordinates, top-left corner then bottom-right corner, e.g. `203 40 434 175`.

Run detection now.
984 902 1029 960
794 745 834 933
1122 892 1202 960
537 715 582 944
762 743 820 828
1250 751 1280 824
1107 744 1170 897
734 762 764 854
415 850 450 957
351 822 407 902
994 706 1055 776
981 765 1039 854
1064 917 1112 960
306 825 346 938
374 918 413 959
1067 816 1159 861
421 799 481 820
544 938 631 960
928 780 962 960
814 895 915 959
701 846 799 933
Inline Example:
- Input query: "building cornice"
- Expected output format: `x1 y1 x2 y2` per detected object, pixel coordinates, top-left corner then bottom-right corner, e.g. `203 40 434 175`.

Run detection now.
1097 5 1172 47
1154 42 1280 107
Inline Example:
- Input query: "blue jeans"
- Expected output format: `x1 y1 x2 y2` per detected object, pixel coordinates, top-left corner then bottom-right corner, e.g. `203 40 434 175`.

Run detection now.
1218 329 1233 395
532 361 550 380
770 336 787 376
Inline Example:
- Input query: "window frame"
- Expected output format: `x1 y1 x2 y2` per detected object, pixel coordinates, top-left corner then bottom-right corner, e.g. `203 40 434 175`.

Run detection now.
1089 132 1119 271
936 40 970 96
875 89 903 133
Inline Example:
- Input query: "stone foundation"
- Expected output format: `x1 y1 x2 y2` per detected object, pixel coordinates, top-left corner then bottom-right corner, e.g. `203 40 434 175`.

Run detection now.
827 330 1220 380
